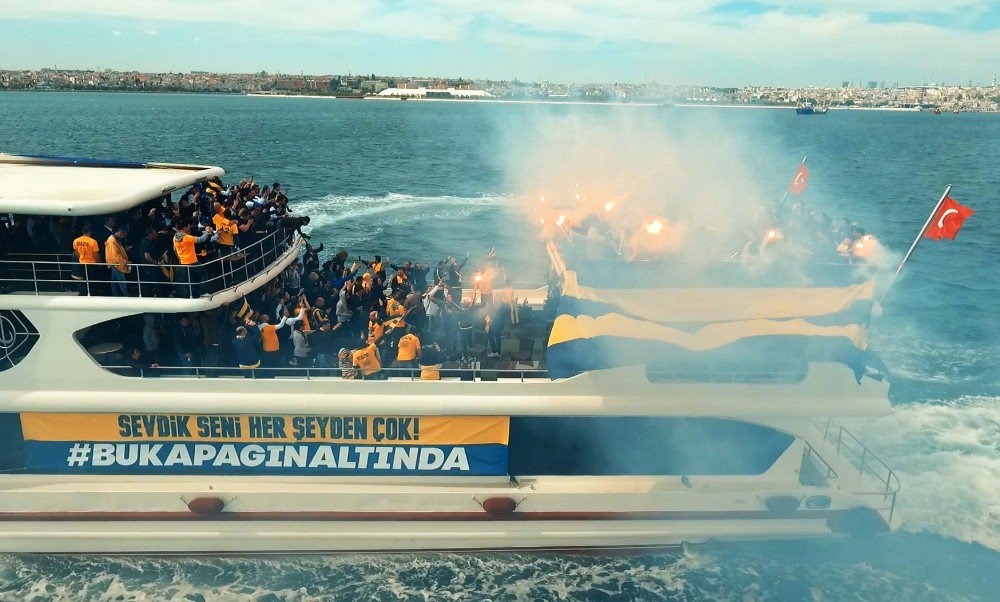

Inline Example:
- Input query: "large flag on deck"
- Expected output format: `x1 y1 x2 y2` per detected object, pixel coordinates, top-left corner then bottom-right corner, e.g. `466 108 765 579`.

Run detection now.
923 196 975 240
788 164 810 195
546 262 883 382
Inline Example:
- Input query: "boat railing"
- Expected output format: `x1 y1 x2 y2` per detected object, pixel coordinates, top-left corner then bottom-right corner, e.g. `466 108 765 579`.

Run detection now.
0 228 297 299
802 440 839 481
103 364 551 382
821 418 901 524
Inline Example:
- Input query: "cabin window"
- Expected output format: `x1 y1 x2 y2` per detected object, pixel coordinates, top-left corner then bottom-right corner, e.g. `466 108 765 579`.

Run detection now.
508 417 793 476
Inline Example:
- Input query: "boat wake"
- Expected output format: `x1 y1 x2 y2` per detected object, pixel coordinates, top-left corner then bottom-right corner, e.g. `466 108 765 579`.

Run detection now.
289 191 527 271
1 540 989 600
295 192 511 232
845 395 1000 552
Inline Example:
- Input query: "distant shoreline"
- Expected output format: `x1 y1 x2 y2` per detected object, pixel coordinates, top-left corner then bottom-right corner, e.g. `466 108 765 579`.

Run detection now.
362 96 660 107
246 93 338 99
673 103 924 112
2 89 996 112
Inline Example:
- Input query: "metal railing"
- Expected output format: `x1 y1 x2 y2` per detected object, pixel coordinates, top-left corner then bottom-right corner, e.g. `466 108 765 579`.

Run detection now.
97 363 807 384
103 364 551 382
0 229 297 299
821 418 901 524
802 440 839 482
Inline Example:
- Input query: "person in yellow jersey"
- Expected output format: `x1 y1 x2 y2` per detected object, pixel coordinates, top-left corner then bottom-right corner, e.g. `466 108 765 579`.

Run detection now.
256 309 303 368
419 341 443 381
71 223 102 294
360 255 387 282
386 293 406 325
172 218 217 297
104 224 132 297
395 326 421 370
212 207 240 257
367 311 385 345
352 338 385 380
293 297 312 332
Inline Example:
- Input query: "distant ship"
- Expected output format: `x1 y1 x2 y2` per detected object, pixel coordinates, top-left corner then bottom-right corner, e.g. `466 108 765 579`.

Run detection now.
796 102 829 115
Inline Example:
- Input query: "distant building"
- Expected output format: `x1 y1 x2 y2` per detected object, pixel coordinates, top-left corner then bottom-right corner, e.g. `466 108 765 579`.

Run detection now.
867 81 879 89
276 78 306 90
842 81 850 88
376 87 491 99
360 80 388 93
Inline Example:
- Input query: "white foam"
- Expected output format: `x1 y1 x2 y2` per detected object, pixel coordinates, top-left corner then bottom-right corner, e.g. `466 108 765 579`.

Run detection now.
845 396 1000 551
293 192 513 233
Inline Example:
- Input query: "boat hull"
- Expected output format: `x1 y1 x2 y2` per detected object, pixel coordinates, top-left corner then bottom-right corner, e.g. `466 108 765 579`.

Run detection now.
0 468 888 553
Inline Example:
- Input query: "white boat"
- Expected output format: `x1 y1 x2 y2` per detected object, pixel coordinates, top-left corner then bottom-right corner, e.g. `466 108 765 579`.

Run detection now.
0 154 899 553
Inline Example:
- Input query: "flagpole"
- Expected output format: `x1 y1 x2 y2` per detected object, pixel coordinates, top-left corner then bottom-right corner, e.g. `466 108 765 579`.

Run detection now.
776 155 808 206
726 156 808 261
878 184 952 303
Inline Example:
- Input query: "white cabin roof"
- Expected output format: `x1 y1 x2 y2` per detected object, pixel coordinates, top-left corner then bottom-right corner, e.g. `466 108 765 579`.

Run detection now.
0 154 224 216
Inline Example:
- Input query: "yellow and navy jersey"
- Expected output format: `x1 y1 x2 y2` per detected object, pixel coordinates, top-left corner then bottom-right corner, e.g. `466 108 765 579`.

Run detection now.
72 236 100 263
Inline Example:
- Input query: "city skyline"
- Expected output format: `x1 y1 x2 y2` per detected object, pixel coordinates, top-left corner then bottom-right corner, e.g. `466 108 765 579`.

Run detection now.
2 1 1000 88
6 68 999 113
5 66 998 92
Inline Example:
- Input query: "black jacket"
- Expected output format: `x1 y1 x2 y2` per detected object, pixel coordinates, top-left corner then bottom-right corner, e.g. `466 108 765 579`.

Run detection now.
233 328 260 366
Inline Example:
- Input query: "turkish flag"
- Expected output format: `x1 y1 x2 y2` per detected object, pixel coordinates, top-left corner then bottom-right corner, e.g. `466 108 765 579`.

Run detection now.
788 164 809 195
924 196 975 240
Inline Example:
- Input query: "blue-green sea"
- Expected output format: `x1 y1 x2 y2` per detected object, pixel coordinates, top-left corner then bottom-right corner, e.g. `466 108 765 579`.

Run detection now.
0 92 998 600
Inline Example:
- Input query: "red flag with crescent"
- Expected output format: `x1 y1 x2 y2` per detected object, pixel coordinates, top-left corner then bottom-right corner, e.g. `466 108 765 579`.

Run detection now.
924 196 974 240
788 164 809 195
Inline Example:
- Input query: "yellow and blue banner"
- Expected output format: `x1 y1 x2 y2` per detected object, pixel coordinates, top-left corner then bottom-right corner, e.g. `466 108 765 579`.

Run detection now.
548 266 883 380
19 413 509 476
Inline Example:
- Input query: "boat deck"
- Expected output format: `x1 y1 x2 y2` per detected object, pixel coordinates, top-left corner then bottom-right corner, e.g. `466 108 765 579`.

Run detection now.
0 228 297 299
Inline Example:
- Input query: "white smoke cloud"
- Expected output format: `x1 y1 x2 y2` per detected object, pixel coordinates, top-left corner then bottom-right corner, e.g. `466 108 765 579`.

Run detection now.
497 107 779 262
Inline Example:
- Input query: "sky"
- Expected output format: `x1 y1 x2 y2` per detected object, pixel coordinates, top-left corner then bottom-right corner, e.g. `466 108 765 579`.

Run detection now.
2 1 1000 87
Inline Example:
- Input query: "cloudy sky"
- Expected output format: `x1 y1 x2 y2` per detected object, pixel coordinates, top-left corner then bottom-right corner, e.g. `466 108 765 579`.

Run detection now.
2 1 999 86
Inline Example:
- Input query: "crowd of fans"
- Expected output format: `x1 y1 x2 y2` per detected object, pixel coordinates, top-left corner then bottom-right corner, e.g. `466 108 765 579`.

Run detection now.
1 172 529 380
127 245 518 380
79 176 524 380
555 196 881 267
741 199 882 264
0 176 302 297
221 246 517 379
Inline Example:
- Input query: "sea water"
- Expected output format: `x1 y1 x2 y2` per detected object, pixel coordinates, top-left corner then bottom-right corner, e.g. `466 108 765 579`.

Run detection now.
0 92 997 600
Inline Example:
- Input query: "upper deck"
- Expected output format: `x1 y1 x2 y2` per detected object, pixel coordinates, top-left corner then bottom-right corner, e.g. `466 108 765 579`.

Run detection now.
0 229 300 302
0 154 222 216
0 154 300 302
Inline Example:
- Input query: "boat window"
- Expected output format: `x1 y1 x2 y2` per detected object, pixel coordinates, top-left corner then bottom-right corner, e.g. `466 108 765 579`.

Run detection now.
0 310 40 372
508 417 793 476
